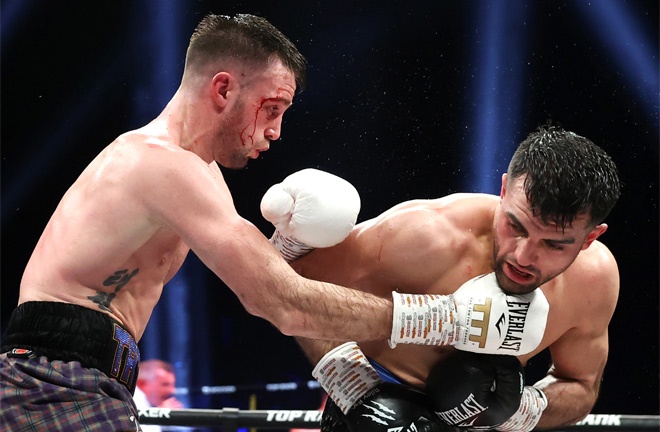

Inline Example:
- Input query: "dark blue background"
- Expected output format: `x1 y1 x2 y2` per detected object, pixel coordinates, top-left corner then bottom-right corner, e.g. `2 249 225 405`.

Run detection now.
2 0 658 423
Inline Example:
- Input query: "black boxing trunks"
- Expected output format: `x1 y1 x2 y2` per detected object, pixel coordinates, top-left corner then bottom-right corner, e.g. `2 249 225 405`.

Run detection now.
1 301 140 393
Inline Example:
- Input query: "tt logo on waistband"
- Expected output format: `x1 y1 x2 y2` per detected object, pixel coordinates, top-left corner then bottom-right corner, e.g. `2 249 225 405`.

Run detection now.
110 324 140 388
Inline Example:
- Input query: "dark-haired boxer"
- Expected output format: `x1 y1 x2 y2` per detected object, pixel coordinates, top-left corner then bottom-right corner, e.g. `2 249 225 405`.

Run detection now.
287 125 621 431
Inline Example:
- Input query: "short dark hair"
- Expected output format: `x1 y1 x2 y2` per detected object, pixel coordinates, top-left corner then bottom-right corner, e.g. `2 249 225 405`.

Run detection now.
507 124 621 228
185 13 306 90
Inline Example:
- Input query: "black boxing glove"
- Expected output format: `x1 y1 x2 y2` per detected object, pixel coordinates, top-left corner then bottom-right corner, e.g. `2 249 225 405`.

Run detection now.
321 382 456 432
320 397 350 432
312 342 456 432
425 350 524 429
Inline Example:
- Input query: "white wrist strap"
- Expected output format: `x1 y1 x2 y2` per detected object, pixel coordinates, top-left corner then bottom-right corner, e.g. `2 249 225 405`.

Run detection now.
389 292 458 348
270 230 314 262
312 342 383 414
496 386 548 431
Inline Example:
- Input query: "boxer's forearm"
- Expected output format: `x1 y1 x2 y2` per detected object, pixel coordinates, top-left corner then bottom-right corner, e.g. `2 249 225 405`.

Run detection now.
533 376 596 429
209 220 393 342
295 337 343 364
281 278 393 341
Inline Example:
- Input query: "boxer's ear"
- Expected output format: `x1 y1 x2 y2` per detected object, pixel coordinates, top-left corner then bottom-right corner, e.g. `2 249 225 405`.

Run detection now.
211 72 233 110
500 173 508 198
581 224 607 250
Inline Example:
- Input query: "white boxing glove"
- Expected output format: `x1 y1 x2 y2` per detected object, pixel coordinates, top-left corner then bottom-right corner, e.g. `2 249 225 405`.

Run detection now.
261 168 361 261
390 273 549 355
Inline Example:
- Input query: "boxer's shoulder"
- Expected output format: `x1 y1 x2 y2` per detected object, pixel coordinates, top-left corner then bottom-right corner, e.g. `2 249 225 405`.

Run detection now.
555 240 618 297
362 193 494 230
362 194 495 256
542 241 618 330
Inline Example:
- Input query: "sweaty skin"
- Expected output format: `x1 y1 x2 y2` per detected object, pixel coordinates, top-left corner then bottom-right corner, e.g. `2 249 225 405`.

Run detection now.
292 177 618 428
18 59 393 342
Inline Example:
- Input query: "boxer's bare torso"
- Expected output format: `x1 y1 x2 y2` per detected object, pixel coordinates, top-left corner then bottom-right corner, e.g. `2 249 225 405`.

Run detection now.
19 59 302 341
19 124 213 340
293 192 618 389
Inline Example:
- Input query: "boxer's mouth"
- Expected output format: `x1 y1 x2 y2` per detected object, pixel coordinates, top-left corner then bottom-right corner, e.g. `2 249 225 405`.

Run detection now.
505 262 533 283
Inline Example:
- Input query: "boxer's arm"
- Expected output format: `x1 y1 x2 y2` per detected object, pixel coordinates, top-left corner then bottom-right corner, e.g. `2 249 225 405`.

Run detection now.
296 337 342 365
534 326 609 427
137 150 392 341
531 257 618 429
496 328 609 431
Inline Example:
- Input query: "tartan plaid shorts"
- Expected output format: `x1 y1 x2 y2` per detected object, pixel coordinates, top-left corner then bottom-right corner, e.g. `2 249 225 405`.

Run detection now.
0 352 141 431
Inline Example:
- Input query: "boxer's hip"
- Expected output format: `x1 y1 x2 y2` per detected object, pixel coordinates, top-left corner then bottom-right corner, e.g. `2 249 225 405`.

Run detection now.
1 301 140 393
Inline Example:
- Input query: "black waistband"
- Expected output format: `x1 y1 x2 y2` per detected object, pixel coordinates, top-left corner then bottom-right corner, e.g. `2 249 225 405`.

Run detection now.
1 301 140 394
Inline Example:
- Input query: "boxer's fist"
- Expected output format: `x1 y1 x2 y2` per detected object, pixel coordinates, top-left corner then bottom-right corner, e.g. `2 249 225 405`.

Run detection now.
390 273 549 355
261 169 360 261
312 342 456 431
426 351 523 429
452 273 549 355
321 383 456 432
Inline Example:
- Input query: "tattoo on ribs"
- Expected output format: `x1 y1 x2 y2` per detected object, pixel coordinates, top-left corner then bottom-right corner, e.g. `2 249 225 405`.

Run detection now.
88 268 140 312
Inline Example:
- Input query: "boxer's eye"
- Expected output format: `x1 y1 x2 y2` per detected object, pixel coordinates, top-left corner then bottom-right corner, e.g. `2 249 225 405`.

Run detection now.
508 222 525 235
264 105 280 119
545 241 564 251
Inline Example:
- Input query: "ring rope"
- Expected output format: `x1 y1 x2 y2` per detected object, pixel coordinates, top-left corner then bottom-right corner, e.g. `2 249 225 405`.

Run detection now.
174 380 320 396
138 409 659 430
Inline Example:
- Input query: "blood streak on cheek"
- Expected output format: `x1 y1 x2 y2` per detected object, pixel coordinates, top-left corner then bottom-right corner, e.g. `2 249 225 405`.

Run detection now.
239 122 255 147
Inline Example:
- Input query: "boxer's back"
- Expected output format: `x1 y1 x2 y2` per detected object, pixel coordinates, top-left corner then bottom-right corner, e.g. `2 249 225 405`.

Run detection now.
294 193 500 386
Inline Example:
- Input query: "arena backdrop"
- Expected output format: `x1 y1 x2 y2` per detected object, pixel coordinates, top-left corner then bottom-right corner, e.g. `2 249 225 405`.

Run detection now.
2 0 658 424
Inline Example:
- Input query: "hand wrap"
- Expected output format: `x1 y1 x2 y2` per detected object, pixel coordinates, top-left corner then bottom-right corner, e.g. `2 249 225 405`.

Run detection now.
495 386 548 431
